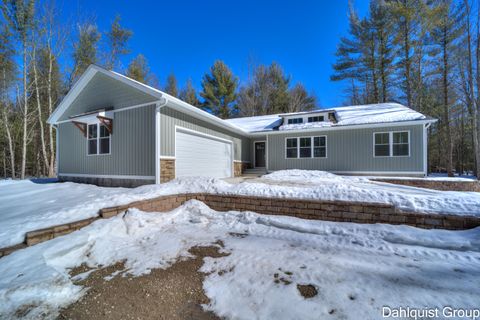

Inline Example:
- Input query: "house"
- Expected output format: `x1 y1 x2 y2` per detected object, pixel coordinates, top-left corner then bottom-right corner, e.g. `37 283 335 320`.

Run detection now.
47 65 437 187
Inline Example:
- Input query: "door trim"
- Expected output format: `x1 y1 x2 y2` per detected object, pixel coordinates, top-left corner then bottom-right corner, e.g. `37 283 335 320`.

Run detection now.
254 140 266 168
174 125 234 178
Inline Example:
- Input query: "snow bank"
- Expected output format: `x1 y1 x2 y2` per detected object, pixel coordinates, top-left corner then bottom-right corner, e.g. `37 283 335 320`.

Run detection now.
0 178 230 248
2 171 480 248
1 201 479 319
260 170 480 216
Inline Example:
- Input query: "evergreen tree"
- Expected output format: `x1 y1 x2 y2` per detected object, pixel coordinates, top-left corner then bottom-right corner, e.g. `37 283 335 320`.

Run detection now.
200 60 238 118
179 78 200 106
164 73 178 97
71 23 100 83
105 14 132 70
126 54 151 84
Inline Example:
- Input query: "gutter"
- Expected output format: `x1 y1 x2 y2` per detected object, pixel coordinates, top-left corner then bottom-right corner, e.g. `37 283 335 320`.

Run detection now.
155 97 169 184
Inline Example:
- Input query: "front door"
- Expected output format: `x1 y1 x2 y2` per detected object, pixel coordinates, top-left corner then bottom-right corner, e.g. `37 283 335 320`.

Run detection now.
255 142 266 168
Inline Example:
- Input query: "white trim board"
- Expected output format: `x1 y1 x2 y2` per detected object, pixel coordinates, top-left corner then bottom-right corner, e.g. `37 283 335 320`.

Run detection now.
58 173 155 180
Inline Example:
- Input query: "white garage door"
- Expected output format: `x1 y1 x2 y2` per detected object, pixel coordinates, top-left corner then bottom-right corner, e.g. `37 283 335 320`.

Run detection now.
176 129 233 178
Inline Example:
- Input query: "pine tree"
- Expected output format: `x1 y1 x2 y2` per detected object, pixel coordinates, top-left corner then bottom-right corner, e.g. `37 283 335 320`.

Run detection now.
71 23 101 83
179 78 200 106
105 14 132 70
126 54 151 84
164 73 178 97
200 60 238 118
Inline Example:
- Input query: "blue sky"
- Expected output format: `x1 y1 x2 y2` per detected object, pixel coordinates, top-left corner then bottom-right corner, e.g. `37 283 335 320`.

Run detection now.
62 0 369 107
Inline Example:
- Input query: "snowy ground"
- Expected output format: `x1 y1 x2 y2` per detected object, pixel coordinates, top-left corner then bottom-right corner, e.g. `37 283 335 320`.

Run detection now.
2 170 480 248
0 200 479 319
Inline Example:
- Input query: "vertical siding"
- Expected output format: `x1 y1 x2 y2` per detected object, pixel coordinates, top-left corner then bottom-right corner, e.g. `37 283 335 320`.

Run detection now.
58 105 156 176
267 124 424 173
160 106 250 162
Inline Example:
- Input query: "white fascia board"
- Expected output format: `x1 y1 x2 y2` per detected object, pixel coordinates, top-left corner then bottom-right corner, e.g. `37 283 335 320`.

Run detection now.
164 96 248 136
47 66 98 124
249 119 437 136
48 65 163 125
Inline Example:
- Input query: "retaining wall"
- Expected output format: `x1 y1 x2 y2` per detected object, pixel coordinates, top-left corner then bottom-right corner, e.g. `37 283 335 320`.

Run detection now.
2 193 480 258
373 178 480 192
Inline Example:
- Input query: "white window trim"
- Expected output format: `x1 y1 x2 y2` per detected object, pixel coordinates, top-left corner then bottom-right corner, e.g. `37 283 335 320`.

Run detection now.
373 130 410 158
287 118 304 125
87 123 111 156
285 137 298 159
284 136 328 159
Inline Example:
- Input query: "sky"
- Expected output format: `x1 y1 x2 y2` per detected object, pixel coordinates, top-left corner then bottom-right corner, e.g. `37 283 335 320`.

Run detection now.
60 0 370 107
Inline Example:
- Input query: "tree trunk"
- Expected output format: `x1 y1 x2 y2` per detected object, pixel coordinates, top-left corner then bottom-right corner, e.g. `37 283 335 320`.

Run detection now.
403 20 412 107
442 26 454 177
47 50 55 177
20 44 28 179
1 68 15 178
33 47 50 176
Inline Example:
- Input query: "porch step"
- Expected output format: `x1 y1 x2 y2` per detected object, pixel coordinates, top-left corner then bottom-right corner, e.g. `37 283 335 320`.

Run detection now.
243 168 268 176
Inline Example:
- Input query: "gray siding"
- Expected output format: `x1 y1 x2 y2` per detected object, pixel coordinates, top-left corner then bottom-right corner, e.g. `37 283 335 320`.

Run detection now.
59 73 158 121
267 124 424 173
58 105 156 177
160 106 250 162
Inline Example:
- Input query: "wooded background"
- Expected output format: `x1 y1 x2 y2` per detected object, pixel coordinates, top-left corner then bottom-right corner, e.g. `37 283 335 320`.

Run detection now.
1 0 479 179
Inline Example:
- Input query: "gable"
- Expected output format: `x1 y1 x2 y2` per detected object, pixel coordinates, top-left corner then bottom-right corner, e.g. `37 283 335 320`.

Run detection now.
58 72 159 122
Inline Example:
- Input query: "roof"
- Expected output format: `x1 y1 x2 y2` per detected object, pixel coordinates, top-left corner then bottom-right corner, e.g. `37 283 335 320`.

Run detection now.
225 103 434 133
49 65 435 137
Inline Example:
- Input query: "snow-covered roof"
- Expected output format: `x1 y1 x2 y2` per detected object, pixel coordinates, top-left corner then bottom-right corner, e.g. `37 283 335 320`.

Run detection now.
224 114 283 132
225 103 432 133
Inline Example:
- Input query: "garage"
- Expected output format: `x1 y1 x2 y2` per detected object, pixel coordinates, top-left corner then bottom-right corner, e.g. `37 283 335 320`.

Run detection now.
175 128 233 178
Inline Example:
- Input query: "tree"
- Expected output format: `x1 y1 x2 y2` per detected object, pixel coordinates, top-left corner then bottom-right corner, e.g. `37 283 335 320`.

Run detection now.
287 84 317 113
71 22 100 83
164 73 178 97
427 0 462 176
200 60 238 118
179 78 200 106
2 0 36 179
126 54 152 84
0 25 16 178
104 14 132 70
237 63 291 116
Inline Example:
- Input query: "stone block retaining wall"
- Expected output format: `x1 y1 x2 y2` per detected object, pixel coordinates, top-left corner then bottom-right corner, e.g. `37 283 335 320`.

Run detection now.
2 193 480 258
373 178 480 192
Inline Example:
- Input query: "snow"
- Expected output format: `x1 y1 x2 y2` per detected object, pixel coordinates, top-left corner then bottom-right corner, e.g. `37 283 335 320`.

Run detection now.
224 103 428 133
0 178 231 248
224 114 283 132
2 171 480 248
333 103 426 126
279 121 333 131
1 200 479 319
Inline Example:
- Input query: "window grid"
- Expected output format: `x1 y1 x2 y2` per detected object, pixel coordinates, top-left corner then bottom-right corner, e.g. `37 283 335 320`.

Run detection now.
87 123 111 156
285 136 327 159
373 131 410 157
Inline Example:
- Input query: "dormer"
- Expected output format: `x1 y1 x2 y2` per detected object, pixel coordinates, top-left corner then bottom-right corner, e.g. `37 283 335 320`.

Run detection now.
282 110 335 126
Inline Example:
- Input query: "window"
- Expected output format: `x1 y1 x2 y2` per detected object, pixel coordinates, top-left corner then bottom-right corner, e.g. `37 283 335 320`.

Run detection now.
308 116 324 123
286 138 298 158
313 136 326 158
374 131 409 157
285 136 327 159
393 131 409 156
299 137 311 158
87 123 111 155
374 133 390 157
88 124 98 155
287 118 303 124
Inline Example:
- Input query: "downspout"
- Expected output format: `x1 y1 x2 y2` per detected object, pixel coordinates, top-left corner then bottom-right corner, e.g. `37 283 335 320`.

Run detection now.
53 124 58 178
423 122 432 177
155 97 168 184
